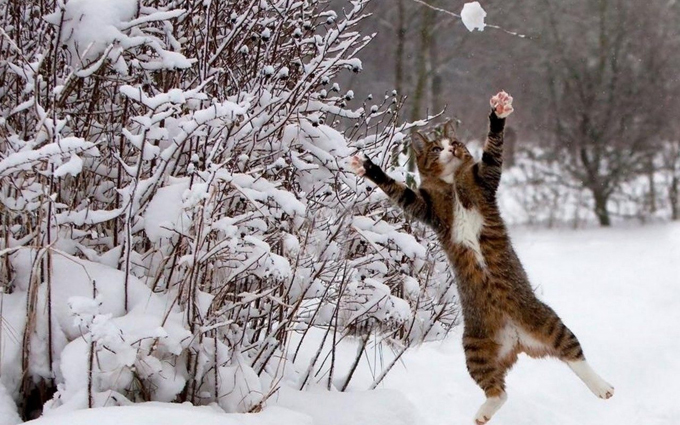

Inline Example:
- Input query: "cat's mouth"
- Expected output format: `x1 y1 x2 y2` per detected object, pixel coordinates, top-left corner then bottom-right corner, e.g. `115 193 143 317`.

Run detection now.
439 154 463 181
441 151 463 166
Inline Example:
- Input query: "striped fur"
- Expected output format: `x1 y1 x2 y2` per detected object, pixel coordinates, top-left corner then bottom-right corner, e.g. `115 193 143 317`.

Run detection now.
353 92 613 424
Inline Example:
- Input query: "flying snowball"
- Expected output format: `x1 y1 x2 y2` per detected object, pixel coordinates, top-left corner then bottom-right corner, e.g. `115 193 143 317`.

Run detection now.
461 1 487 32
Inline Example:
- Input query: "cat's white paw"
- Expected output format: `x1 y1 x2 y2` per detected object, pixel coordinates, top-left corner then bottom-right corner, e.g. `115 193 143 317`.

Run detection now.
592 380 615 400
473 394 507 425
490 91 514 118
348 154 366 176
475 415 490 425
567 360 614 400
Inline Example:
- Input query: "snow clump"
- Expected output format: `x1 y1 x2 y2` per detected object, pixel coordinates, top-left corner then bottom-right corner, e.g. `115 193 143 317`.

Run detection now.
461 2 487 32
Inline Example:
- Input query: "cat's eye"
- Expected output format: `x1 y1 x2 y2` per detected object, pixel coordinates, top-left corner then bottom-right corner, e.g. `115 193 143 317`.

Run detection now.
431 147 442 154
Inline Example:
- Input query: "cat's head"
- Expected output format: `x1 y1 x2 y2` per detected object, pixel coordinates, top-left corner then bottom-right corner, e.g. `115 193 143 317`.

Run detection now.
412 121 472 183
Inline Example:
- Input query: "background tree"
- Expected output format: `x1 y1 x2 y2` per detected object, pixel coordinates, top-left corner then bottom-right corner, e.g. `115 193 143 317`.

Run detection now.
536 0 676 226
344 0 680 226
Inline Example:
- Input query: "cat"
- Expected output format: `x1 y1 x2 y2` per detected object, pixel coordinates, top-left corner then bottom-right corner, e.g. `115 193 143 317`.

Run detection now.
348 92 614 424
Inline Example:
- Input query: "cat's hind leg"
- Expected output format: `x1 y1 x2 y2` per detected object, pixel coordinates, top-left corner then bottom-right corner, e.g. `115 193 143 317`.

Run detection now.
538 312 615 399
566 359 614 399
474 392 508 425
463 336 511 424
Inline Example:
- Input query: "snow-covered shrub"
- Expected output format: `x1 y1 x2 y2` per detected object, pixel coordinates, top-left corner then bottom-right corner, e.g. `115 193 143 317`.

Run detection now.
0 0 455 418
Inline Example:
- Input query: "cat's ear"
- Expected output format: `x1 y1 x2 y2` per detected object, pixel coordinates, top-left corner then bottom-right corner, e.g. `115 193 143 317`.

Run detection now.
443 120 456 140
411 131 428 154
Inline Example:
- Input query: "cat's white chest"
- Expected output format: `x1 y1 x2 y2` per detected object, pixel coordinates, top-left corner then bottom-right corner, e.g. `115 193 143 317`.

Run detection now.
452 196 485 266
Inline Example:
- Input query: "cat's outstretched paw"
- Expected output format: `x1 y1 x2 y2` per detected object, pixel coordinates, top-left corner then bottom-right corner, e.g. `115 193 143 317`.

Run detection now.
348 154 367 176
593 381 615 400
490 91 514 118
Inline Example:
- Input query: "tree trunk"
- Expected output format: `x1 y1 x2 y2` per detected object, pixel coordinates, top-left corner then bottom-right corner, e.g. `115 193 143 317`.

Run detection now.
427 4 442 115
395 0 405 96
392 0 406 168
592 189 611 226
410 10 432 124
670 174 679 221
646 156 657 213
407 6 434 178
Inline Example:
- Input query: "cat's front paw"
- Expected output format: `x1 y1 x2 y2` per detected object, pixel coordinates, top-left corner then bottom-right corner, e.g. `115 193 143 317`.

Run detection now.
490 91 514 118
348 154 367 176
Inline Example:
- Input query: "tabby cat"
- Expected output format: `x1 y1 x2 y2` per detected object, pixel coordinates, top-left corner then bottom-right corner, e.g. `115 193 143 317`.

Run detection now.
349 92 613 424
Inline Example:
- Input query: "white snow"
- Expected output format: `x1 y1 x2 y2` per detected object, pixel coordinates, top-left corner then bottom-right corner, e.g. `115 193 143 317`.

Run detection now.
0 248 189 411
272 387 419 425
28 403 309 425
0 381 21 425
214 358 263 413
277 67 290 79
352 216 427 259
144 178 190 243
371 223 680 425
44 0 193 71
284 223 680 425
8 223 680 425
24 388 418 425
0 137 98 178
45 0 138 63
53 153 83 177
461 2 487 32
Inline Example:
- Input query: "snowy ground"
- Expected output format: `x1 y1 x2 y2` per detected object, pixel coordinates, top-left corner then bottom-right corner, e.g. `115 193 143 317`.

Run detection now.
370 222 680 425
26 403 309 425
284 222 680 424
23 222 680 425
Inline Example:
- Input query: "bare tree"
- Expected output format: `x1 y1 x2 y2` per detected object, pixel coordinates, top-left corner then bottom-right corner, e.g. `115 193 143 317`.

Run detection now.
344 0 680 225
537 0 676 225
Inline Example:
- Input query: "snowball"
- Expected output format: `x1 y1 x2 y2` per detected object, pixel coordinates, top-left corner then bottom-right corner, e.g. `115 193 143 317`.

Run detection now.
461 2 487 32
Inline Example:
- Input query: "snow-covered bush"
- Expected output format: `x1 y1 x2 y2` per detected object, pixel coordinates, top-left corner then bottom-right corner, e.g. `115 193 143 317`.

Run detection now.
0 0 455 418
